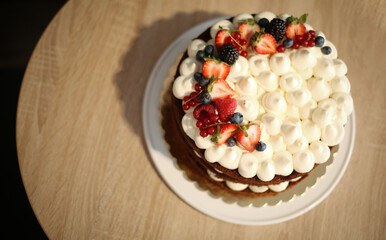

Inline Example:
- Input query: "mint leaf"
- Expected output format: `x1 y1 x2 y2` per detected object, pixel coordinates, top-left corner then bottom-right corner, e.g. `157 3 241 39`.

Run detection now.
299 13 308 23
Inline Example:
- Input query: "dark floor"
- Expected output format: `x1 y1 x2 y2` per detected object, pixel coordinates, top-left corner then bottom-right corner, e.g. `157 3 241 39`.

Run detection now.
1 1 67 239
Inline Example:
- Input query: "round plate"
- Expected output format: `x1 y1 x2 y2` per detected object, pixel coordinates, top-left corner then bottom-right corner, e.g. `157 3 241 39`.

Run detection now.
142 17 355 225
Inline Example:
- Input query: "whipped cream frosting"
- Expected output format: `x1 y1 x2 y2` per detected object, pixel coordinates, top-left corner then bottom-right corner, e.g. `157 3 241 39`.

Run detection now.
173 12 353 192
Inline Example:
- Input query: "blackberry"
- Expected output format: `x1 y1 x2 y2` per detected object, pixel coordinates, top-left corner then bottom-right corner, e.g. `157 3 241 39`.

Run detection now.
265 18 286 42
218 44 239 65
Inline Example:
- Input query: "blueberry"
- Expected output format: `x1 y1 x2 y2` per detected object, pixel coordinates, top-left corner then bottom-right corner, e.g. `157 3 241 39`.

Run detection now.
255 141 266 151
226 137 236 147
194 72 203 82
204 45 214 57
258 18 269 28
229 112 243 124
198 76 210 86
321 46 332 55
315 36 325 47
283 38 294 48
196 50 205 62
199 92 212 104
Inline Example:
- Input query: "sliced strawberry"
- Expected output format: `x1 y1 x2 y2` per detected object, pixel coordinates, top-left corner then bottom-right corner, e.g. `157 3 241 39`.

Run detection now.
202 60 230 80
285 23 306 39
215 29 229 50
236 124 261 152
211 123 238 145
193 104 216 120
237 20 260 47
251 33 277 55
207 79 235 101
215 98 237 122
285 14 308 39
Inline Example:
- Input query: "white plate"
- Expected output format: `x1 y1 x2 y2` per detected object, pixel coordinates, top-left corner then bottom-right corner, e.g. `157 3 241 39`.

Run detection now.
142 17 355 225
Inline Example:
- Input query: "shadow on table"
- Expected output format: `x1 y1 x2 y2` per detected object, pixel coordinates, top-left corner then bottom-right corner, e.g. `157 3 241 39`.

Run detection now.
113 11 222 160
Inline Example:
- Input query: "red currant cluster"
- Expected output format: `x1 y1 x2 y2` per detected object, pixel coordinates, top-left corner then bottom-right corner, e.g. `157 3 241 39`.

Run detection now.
293 30 316 48
224 32 249 58
182 84 203 110
276 30 317 52
196 115 221 137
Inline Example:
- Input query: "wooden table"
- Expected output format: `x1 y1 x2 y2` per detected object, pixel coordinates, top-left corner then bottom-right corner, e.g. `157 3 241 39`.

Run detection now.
16 0 385 239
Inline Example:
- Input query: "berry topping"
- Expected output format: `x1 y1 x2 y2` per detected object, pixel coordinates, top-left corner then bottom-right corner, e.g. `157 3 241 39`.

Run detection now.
215 98 237 122
229 112 244 124
209 114 220 123
257 18 269 28
199 92 212 104
265 18 286 42
285 14 308 39
321 46 332 55
237 19 261 47
277 45 285 52
196 50 205 62
207 79 235 101
200 129 208 137
202 59 230 80
236 124 262 152
211 123 239 145
315 36 325 47
206 126 217 135
196 120 204 128
215 29 230 50
226 137 237 147
218 44 239 65
255 141 266 151
251 32 277 55
194 72 203 81
204 45 214 57
193 104 216 120
283 38 294 48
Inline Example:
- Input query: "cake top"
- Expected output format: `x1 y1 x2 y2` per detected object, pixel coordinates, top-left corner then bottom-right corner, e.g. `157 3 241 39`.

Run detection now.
172 12 353 182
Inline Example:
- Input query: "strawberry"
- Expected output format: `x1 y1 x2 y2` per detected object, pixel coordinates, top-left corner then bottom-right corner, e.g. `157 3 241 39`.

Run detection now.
215 98 237 122
193 103 216 120
215 29 229 50
251 32 277 55
202 59 230 80
207 79 235 101
236 124 261 152
237 20 260 47
285 14 308 39
211 123 238 145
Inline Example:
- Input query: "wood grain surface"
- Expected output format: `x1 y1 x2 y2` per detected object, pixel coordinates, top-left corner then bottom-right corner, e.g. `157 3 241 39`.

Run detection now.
16 0 386 239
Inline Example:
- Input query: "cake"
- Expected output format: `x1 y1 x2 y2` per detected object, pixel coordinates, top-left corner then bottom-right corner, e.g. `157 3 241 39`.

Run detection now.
166 12 353 196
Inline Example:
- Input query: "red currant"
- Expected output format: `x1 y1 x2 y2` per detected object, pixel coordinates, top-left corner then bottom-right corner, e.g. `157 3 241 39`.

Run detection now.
209 114 219 123
196 120 204 128
183 96 189 102
295 35 303 43
203 117 211 125
200 129 208 137
225 36 234 44
277 45 285 52
292 43 300 49
240 51 248 57
309 30 316 37
187 100 195 107
235 45 242 51
183 104 190 110
308 40 315 47
301 40 308 47
206 126 216 135
232 32 241 40
194 84 201 91
304 32 310 40
189 92 196 98
240 39 247 46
